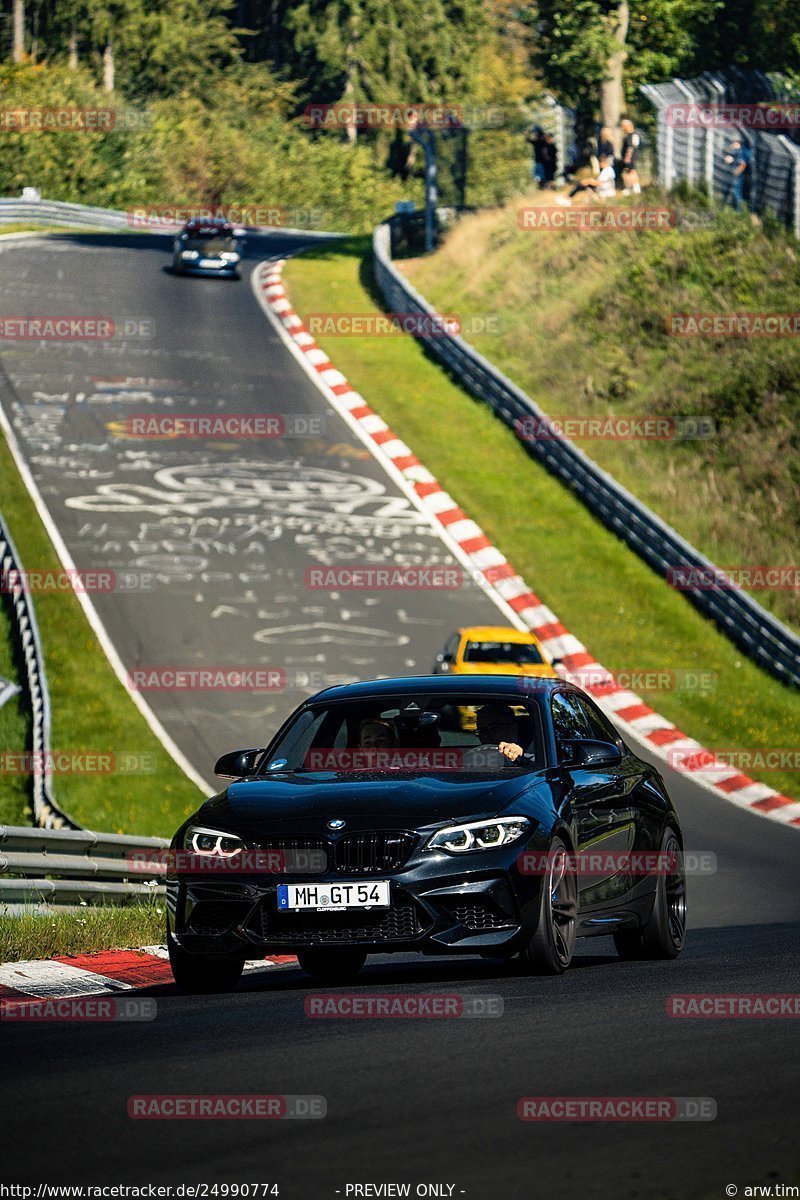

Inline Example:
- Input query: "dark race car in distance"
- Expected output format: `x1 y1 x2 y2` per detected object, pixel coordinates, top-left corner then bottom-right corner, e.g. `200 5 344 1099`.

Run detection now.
167 675 686 992
172 216 241 277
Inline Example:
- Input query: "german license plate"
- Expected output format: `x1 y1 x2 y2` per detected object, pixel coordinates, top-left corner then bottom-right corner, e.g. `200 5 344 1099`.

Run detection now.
277 881 390 911
200 258 223 268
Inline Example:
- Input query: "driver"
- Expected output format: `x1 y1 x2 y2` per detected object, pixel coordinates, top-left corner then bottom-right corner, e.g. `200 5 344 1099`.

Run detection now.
475 703 525 762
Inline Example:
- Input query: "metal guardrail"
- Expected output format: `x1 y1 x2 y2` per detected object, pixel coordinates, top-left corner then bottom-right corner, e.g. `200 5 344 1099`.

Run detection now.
0 824 168 907
0 197 131 230
641 69 800 237
0 514 79 828
372 217 800 689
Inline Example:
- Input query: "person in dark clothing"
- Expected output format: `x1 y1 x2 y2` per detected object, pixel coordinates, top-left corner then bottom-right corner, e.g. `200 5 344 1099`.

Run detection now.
724 139 750 211
540 133 558 186
526 125 547 186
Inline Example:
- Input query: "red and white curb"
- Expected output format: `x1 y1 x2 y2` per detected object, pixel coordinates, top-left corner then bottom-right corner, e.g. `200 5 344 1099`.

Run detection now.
0 948 297 1009
252 258 800 831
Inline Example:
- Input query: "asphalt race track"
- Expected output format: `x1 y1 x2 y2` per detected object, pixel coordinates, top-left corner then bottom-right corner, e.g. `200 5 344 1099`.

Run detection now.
0 232 506 783
1 235 798 1199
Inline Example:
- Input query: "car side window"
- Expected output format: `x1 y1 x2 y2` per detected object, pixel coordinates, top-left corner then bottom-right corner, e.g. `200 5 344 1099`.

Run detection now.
445 633 460 660
551 692 591 751
572 694 621 746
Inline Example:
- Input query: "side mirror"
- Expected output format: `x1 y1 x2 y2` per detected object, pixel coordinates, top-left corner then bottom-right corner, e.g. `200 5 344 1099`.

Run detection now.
561 739 622 768
214 747 265 779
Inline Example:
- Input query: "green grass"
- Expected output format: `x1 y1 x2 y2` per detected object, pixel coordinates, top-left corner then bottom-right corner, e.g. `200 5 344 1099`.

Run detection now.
284 238 800 801
0 432 204 836
0 600 29 826
402 192 800 632
0 225 89 236
0 903 164 963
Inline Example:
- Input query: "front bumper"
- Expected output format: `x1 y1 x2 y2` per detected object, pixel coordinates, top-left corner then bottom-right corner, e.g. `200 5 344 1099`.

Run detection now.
167 848 544 958
174 258 239 276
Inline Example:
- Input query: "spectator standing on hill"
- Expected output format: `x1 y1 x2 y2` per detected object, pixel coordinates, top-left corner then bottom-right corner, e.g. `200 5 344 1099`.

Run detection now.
541 132 558 187
724 139 750 211
620 118 642 194
526 125 547 185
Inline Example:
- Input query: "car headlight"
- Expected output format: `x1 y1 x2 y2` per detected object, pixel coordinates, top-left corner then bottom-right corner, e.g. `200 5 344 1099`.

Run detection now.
425 816 531 854
184 825 245 857
219 252 240 262
181 249 200 260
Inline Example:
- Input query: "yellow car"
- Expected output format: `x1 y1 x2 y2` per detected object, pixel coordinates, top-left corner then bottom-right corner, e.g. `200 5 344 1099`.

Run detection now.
432 625 559 679
432 626 559 732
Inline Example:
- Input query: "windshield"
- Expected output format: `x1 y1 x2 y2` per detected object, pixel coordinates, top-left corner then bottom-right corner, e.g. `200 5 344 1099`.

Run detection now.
261 693 545 779
182 228 237 252
463 640 544 665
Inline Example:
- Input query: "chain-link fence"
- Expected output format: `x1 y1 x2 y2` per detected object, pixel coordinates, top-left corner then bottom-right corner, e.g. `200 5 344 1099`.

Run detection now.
641 68 800 236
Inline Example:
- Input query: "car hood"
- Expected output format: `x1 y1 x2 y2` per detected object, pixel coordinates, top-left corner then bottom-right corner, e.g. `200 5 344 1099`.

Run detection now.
195 772 539 838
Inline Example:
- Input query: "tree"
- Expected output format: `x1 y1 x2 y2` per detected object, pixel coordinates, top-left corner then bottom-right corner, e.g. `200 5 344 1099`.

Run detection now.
287 0 485 139
528 0 721 128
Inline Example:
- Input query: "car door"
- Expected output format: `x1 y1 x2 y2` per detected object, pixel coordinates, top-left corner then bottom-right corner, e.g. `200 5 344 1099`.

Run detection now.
551 690 635 908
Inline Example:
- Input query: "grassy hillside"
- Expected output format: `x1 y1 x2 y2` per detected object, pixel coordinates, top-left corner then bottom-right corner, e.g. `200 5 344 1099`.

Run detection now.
285 238 799 802
402 192 800 632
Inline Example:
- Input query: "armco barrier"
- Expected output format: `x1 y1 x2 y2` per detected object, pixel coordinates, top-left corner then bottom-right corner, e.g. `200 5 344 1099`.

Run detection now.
0 196 130 230
372 217 800 689
0 515 78 829
0 824 168 907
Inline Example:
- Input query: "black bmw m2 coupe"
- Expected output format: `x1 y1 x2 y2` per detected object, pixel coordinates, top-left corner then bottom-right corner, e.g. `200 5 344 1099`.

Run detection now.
167 676 686 992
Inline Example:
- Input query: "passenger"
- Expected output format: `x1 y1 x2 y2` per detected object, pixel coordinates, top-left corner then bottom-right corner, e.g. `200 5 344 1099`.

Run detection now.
357 718 398 750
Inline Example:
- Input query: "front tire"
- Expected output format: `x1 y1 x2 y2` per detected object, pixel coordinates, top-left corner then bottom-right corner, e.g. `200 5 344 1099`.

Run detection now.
614 827 686 960
167 931 246 994
297 949 367 981
518 836 577 975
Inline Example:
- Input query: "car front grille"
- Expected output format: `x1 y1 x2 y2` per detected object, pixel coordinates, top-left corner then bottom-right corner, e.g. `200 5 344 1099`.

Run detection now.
255 832 416 875
332 832 416 874
249 898 429 944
